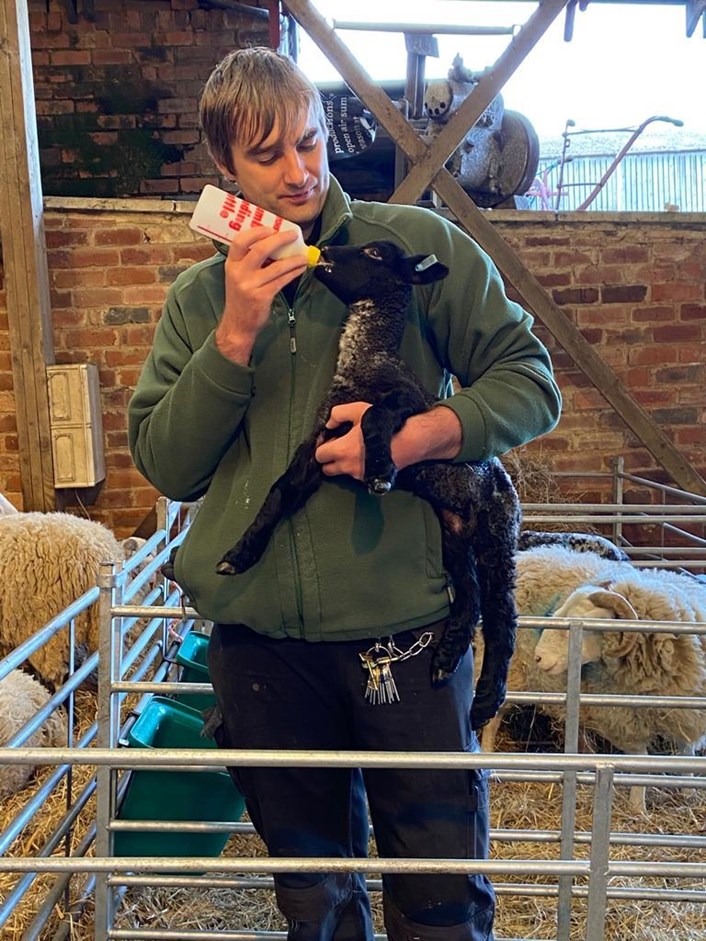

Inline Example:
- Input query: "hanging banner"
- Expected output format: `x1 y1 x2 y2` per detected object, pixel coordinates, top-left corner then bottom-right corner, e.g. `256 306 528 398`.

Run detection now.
321 93 377 160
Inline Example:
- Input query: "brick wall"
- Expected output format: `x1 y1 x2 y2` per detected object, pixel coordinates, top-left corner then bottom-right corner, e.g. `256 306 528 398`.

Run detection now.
29 0 272 198
0 205 704 536
499 215 706 494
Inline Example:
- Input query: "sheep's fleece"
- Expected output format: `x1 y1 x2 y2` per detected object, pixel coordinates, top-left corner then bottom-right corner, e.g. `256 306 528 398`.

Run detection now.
0 668 67 799
0 512 139 688
514 545 632 617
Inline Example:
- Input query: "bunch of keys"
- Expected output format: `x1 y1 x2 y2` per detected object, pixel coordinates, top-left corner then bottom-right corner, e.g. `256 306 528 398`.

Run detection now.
360 644 399 704
359 632 433 705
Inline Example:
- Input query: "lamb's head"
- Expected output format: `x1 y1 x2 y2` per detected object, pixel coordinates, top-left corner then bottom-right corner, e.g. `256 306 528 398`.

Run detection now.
314 240 449 307
533 584 640 675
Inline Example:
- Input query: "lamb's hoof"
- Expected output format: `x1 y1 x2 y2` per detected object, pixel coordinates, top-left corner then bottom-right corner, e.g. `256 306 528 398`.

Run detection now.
369 478 392 495
216 560 238 576
470 700 499 731
470 688 506 731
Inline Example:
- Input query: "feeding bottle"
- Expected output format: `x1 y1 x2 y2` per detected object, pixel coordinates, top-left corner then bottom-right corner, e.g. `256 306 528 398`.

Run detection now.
189 184 321 267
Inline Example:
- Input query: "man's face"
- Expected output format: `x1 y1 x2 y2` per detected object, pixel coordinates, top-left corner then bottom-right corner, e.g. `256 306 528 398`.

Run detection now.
226 110 330 240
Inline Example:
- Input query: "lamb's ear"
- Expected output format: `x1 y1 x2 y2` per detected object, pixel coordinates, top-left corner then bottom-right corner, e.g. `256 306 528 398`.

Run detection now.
587 588 639 621
406 253 450 285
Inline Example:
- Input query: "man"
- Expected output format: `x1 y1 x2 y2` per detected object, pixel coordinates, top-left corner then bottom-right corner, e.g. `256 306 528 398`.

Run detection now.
129 46 561 941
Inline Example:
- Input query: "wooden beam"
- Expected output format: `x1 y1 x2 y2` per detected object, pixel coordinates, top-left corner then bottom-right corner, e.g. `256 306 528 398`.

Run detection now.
284 0 706 497
0 0 56 509
433 173 706 496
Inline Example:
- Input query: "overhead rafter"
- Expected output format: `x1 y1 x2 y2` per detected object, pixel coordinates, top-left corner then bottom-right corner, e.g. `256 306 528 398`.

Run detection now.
283 0 706 496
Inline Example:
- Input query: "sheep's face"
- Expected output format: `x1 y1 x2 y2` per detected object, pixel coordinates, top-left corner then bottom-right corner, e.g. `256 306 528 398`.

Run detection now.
314 240 449 307
533 584 637 674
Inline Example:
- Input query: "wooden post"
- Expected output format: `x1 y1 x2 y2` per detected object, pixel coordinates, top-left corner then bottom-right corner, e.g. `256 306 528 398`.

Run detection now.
0 0 56 510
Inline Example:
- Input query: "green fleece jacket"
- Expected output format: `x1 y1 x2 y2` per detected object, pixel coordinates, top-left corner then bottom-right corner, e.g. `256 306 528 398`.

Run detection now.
128 179 561 640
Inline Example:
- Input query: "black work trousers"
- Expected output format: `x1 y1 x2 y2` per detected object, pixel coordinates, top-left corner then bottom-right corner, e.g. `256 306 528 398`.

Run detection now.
207 620 495 941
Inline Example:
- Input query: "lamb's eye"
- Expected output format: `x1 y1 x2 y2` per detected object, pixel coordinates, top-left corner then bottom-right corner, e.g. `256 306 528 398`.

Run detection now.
363 246 383 261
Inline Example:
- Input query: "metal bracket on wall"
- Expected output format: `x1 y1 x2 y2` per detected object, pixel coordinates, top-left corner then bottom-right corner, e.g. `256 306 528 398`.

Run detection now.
198 1 268 20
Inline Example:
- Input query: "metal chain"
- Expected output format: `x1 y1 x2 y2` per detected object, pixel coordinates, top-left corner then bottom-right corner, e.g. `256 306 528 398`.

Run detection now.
359 631 434 705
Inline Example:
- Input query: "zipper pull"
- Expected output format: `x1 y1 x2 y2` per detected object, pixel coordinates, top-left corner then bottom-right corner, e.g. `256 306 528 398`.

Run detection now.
287 309 297 354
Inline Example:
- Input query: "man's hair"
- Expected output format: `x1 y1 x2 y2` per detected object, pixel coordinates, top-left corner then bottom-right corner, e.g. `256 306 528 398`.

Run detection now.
200 47 328 176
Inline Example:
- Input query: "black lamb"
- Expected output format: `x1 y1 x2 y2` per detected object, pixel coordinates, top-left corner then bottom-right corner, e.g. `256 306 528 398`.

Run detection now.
216 240 521 729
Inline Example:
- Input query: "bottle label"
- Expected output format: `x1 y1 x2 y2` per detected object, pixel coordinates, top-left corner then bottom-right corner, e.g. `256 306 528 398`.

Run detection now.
189 184 285 244
189 184 318 265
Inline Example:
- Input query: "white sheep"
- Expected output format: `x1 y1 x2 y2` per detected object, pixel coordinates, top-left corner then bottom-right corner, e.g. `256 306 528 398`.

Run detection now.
482 546 706 811
0 669 67 799
0 512 146 689
479 546 629 751
535 573 706 673
531 574 706 811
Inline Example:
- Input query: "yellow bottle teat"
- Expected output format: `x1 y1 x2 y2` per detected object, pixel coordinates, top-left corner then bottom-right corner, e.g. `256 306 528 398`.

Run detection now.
306 245 321 267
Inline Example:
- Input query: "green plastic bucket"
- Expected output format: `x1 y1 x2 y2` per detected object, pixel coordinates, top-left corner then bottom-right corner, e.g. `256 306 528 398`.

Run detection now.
115 696 244 858
174 630 216 712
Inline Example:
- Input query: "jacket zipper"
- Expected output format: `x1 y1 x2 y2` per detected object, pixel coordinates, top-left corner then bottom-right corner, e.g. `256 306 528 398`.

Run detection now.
285 304 305 633
287 308 297 354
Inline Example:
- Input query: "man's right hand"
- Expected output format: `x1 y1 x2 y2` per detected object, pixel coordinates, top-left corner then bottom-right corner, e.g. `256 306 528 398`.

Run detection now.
215 226 309 364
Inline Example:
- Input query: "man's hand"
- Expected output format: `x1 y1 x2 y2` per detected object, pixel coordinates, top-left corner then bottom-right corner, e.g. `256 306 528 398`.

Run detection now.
315 402 372 480
215 226 309 364
315 402 463 481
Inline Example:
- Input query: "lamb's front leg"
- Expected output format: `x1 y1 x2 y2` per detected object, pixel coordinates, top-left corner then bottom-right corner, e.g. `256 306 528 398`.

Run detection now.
217 436 321 575
360 388 426 494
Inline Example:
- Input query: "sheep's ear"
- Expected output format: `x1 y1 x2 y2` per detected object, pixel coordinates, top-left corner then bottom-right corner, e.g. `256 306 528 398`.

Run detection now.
587 589 639 621
603 630 640 658
406 254 450 285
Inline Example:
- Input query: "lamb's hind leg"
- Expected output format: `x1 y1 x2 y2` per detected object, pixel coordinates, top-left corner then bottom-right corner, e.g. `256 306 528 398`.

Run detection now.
217 437 321 575
431 512 481 686
396 465 482 685
470 490 520 730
